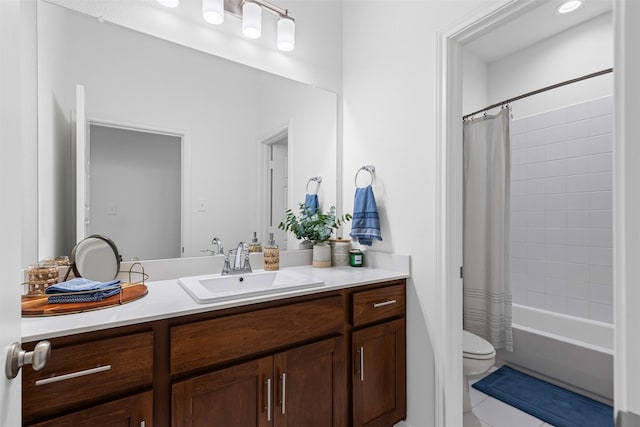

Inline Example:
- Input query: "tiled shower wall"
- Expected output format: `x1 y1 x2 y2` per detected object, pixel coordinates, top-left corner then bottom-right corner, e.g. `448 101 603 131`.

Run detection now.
510 96 613 323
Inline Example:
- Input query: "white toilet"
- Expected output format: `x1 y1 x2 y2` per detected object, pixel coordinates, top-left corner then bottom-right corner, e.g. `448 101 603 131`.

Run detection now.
462 330 496 412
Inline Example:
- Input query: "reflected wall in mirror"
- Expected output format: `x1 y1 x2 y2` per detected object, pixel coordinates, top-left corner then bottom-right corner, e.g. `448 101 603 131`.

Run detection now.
37 1 337 262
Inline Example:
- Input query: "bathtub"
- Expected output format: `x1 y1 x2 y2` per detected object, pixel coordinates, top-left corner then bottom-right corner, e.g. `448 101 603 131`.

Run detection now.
496 303 614 402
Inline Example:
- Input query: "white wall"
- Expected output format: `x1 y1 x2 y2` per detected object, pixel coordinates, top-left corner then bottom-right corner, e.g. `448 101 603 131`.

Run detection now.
488 12 613 119
342 2 501 425
510 97 614 323
462 50 488 116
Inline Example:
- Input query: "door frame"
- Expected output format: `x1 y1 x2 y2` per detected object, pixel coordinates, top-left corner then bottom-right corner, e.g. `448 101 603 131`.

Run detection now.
83 117 190 258
1 0 35 424
258 122 290 248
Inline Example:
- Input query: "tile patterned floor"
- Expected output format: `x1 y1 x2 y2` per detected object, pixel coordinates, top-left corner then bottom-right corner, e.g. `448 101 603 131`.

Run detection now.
466 375 555 427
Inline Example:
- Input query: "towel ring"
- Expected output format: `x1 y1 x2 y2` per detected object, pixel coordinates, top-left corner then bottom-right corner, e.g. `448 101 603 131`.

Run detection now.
306 176 322 194
355 165 375 188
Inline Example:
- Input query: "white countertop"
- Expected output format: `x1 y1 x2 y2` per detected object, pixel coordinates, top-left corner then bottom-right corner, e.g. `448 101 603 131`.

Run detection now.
22 265 410 342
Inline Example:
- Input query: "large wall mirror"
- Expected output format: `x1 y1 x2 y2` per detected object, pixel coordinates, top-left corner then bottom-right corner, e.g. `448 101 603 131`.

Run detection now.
36 0 337 263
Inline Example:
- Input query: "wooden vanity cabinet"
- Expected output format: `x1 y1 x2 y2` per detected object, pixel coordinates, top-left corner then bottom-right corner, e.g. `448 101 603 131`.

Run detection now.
28 391 153 427
172 336 345 427
22 328 154 426
351 282 407 427
23 279 406 427
170 295 347 427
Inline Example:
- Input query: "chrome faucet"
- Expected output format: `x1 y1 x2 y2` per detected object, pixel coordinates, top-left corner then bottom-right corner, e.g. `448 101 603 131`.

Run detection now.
221 241 252 275
212 237 223 255
200 237 224 256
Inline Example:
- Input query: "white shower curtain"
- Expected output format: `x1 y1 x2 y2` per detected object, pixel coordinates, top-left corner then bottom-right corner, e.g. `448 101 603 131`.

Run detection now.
463 108 513 352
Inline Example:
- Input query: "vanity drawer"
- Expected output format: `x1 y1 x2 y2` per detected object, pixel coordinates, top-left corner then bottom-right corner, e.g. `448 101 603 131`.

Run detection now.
23 331 153 421
170 295 344 375
352 282 405 327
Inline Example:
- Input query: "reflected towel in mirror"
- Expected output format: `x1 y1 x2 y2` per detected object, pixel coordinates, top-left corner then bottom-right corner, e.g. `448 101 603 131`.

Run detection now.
304 193 319 214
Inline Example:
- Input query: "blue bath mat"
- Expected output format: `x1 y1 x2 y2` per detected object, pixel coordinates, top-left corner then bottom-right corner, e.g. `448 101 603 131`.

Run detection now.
472 366 613 427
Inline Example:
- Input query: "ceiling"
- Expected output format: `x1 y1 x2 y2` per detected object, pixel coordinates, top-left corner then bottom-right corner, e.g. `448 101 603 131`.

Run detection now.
464 0 613 63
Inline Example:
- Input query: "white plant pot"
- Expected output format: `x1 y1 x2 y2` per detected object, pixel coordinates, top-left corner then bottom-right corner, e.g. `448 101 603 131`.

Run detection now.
299 240 313 250
312 242 332 268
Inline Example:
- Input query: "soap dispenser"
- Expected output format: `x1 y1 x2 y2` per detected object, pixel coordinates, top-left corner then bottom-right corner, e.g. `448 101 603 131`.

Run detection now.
248 231 262 253
264 233 279 271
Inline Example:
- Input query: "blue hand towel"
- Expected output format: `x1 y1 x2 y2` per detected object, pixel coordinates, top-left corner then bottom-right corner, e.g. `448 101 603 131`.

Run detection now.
349 185 382 246
304 193 319 214
45 277 121 304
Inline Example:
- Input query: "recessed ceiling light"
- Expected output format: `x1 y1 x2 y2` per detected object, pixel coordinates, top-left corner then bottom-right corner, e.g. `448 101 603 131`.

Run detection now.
557 0 583 14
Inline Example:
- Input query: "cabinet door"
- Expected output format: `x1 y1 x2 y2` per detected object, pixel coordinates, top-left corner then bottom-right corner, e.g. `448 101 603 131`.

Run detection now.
172 357 272 427
352 319 406 427
28 390 153 427
273 336 346 427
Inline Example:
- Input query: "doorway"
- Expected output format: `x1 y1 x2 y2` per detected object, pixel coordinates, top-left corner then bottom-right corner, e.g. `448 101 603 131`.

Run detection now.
436 0 614 425
88 123 183 261
262 128 289 250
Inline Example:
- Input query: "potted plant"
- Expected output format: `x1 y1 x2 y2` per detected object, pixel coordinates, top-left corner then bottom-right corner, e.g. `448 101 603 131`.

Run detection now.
279 203 352 267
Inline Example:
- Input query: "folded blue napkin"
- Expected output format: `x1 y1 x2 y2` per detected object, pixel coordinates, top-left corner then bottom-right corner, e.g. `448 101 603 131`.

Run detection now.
349 185 382 246
45 277 121 304
304 193 319 214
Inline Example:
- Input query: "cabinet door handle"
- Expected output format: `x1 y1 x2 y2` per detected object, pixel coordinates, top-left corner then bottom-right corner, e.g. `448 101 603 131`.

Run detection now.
359 346 364 382
35 365 111 386
140 422 145 427
265 378 272 421
373 299 397 308
280 372 287 415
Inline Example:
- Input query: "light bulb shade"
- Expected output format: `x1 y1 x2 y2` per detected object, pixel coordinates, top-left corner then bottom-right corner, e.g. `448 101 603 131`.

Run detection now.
277 16 295 51
203 0 224 24
157 0 179 7
242 1 262 39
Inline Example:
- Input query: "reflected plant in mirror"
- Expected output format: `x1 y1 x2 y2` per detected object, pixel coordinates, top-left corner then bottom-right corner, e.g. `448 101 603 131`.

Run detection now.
35 0 338 264
279 204 351 244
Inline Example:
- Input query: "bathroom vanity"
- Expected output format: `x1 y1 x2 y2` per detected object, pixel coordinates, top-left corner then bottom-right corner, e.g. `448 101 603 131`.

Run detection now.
21 266 407 427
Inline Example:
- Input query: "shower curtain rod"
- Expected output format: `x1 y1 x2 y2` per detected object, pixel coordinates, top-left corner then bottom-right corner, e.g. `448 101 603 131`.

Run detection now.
462 67 613 120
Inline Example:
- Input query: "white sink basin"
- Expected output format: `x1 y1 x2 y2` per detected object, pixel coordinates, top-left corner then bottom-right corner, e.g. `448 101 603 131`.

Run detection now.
178 269 324 303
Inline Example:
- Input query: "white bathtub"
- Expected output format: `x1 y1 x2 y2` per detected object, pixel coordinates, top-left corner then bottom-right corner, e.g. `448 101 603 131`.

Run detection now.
497 304 614 401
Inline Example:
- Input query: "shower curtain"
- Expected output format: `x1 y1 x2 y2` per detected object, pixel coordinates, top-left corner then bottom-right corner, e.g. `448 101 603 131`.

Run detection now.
463 108 513 352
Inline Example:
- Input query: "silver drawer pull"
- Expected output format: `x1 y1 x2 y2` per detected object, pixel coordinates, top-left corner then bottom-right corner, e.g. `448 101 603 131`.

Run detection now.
373 299 397 308
265 378 272 421
35 365 111 386
281 372 287 415
359 346 365 382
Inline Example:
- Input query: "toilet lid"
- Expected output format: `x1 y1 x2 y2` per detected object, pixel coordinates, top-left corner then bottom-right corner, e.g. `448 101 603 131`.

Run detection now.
463 330 495 359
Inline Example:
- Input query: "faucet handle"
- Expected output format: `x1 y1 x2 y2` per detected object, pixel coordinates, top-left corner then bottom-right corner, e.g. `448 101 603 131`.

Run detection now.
222 252 232 275
243 253 252 272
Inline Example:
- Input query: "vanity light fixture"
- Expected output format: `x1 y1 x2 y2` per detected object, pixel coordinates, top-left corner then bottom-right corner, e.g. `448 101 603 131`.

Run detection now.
557 0 582 14
156 0 179 8
242 1 262 39
202 0 296 51
203 0 225 24
277 13 295 52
